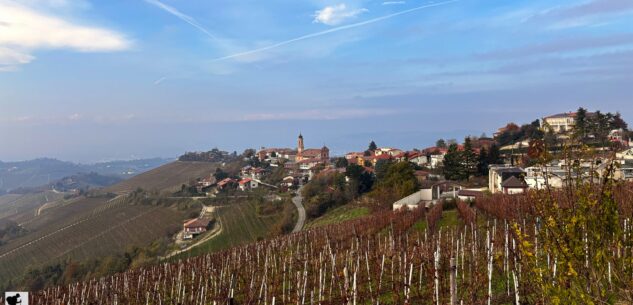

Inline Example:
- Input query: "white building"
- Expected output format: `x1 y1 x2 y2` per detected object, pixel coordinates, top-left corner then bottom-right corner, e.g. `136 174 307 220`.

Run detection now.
524 166 566 190
489 165 525 194
541 112 578 133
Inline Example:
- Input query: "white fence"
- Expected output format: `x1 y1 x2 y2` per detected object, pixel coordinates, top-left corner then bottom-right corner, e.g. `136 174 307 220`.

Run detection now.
392 189 434 210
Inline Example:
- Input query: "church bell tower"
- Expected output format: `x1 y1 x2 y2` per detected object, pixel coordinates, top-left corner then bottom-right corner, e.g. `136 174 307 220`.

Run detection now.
297 133 304 156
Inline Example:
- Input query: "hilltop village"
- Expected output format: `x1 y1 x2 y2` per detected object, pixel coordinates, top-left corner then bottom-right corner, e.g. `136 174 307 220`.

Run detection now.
4 108 633 299
177 108 632 227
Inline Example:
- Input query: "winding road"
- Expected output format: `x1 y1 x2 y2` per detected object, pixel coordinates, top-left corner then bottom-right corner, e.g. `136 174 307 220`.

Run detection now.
291 188 306 233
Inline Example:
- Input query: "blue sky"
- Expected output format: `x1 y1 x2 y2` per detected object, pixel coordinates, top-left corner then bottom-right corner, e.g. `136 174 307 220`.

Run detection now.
1 0 632 162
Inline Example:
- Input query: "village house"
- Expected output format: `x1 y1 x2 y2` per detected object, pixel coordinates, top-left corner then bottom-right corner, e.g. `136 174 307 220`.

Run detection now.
257 148 296 163
281 176 297 188
216 178 237 191
374 147 404 157
488 165 525 194
524 166 566 189
414 170 430 183
407 151 428 166
183 218 211 239
501 176 528 194
241 165 266 180
238 178 259 191
541 112 593 133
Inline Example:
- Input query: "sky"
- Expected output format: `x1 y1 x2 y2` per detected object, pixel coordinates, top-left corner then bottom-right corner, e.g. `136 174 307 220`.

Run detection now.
0 0 632 162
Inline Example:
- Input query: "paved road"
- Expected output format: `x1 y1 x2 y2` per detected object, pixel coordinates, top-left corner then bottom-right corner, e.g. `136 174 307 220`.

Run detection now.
291 188 306 233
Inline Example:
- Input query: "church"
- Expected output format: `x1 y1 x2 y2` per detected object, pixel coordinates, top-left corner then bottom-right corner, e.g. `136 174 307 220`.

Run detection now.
256 134 329 165
295 133 329 162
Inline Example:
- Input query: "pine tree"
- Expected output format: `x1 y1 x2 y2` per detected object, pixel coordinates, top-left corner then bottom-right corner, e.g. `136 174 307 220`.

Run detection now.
443 144 464 181
368 141 377 151
477 146 489 176
462 137 477 180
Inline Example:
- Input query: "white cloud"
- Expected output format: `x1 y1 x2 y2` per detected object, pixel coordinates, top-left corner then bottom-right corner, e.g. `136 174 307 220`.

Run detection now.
382 1 406 5
0 0 130 71
313 4 368 26
0 47 34 65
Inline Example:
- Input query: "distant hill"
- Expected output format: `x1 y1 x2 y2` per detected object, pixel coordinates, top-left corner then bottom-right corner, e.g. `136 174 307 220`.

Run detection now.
0 161 214 287
0 158 172 193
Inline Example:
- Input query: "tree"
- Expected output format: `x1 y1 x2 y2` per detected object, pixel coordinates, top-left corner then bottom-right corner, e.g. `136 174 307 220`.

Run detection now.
443 144 465 181
371 161 418 203
214 168 228 181
487 144 502 165
368 141 378 152
242 148 256 158
436 139 447 148
345 164 374 195
611 112 628 130
476 146 489 176
462 137 477 180
374 159 394 181
574 107 588 140
334 157 348 168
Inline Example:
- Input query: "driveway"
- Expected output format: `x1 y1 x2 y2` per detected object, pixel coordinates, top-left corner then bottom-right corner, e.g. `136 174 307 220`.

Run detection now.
291 188 306 233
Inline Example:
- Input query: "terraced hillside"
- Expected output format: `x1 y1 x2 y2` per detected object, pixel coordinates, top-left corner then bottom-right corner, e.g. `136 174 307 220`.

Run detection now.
0 162 218 285
182 201 285 258
105 161 218 194
0 194 197 282
0 191 65 226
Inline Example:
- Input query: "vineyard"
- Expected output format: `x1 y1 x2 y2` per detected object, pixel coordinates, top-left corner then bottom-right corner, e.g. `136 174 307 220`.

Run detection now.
0 191 65 225
25 180 633 304
105 161 219 194
0 194 197 282
180 200 288 259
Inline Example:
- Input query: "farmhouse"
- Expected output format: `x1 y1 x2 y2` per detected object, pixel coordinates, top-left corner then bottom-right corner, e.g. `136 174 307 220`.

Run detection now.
183 218 211 239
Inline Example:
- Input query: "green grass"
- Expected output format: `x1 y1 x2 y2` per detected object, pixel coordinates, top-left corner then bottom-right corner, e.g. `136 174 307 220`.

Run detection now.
306 205 370 228
411 219 427 232
438 209 460 229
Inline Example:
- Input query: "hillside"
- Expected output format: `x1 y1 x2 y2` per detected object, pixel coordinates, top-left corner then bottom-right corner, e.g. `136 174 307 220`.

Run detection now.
29 181 633 305
0 161 217 287
104 161 218 194
0 158 171 193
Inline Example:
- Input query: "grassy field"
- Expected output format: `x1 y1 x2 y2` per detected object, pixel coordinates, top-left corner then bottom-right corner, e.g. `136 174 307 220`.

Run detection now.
178 200 285 259
105 161 218 194
305 204 370 228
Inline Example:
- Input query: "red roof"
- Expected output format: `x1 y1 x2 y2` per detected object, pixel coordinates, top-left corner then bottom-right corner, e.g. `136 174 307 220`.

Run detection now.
217 178 236 187
239 178 252 185
374 154 392 160
184 218 211 228
407 151 423 159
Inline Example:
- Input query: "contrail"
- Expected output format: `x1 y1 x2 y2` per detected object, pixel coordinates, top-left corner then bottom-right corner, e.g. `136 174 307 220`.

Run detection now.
212 0 459 62
144 0 219 41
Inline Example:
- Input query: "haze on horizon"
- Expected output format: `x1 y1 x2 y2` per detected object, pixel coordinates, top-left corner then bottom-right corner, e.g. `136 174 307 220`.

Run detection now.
1 0 632 163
